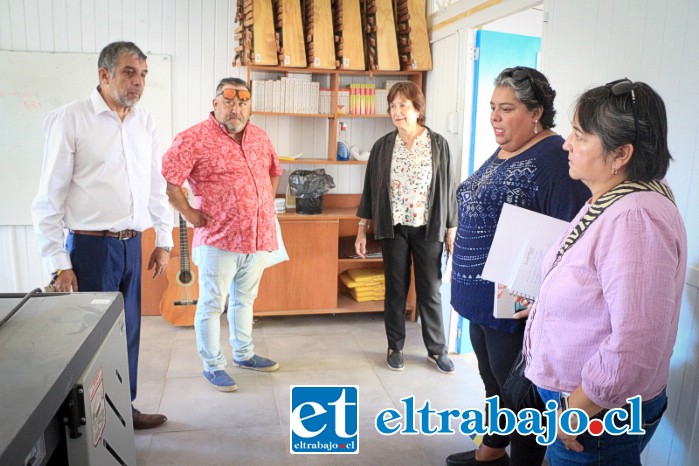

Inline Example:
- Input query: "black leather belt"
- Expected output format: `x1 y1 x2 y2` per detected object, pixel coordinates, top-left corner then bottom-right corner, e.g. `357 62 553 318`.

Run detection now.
70 229 138 240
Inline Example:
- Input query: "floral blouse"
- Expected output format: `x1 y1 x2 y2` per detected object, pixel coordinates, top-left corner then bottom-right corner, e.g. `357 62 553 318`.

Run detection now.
389 129 433 227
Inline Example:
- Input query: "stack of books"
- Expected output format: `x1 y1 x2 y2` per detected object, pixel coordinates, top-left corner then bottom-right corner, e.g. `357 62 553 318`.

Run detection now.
340 268 386 302
347 83 376 114
251 76 320 114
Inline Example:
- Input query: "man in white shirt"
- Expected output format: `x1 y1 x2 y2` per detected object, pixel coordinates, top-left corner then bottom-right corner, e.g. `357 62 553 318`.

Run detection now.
31 41 173 430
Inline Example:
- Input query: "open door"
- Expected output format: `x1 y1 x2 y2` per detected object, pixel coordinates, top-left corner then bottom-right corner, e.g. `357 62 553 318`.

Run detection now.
453 29 541 354
468 30 541 172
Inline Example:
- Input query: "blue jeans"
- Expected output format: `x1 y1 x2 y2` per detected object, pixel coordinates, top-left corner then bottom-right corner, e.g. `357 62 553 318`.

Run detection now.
67 232 142 401
192 245 268 371
537 386 668 466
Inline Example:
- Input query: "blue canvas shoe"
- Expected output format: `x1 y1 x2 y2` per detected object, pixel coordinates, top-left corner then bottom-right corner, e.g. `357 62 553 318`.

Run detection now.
203 370 238 391
233 354 279 372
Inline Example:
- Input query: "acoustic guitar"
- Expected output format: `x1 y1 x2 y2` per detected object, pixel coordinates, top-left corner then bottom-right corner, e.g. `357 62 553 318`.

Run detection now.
160 214 199 326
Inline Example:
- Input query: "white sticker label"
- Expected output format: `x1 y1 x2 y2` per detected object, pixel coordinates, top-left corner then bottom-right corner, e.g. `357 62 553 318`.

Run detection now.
90 299 111 305
284 55 291 65
255 53 261 63
314 57 320 66
343 58 350 67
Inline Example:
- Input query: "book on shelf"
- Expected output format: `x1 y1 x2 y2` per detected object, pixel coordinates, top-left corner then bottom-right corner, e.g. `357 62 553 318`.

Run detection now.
347 84 377 115
376 88 389 114
481 203 569 302
319 88 331 114
278 152 304 162
337 89 350 114
251 78 321 114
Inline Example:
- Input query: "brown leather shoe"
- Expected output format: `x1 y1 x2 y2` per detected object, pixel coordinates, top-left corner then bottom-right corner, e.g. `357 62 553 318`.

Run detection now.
132 407 167 430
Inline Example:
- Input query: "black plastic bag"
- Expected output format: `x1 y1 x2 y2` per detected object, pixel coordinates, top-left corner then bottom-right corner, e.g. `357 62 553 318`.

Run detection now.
288 169 335 214
288 169 335 199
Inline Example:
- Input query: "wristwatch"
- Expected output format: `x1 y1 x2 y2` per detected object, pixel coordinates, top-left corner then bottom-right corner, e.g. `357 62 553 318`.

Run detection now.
157 246 173 253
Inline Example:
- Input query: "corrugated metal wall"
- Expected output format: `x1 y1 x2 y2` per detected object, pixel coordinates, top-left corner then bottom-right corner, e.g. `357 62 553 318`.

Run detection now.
428 0 699 463
0 0 369 292
542 1 699 463
2 3 699 461
0 0 244 291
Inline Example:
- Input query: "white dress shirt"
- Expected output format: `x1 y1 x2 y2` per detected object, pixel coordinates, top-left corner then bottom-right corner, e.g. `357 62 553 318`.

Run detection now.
32 88 173 272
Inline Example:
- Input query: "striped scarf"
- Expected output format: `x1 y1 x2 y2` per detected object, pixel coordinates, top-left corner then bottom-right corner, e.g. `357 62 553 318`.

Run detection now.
552 180 675 268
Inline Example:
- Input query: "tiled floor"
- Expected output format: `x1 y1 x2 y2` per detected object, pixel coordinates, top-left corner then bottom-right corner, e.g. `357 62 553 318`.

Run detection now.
134 312 486 466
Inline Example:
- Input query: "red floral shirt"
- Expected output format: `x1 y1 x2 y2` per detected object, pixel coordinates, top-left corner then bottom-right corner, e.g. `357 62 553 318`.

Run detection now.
162 114 283 253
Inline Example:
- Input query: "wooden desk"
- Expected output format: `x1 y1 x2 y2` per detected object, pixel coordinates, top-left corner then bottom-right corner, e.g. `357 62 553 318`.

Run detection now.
141 195 416 320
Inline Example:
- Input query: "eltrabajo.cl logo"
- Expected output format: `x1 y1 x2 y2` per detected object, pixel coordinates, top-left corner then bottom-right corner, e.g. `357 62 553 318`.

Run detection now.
290 385 358 454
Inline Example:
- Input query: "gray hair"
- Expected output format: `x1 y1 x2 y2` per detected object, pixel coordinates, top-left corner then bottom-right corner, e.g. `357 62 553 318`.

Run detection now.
98 42 147 75
216 77 250 95
494 67 557 129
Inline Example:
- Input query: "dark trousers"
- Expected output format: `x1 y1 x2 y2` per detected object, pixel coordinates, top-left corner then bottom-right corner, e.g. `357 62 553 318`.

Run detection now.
67 232 142 402
380 225 446 355
470 322 547 466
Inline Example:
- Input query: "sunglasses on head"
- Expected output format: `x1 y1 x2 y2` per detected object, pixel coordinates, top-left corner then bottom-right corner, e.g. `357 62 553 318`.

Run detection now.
606 78 638 144
510 67 545 105
217 88 251 102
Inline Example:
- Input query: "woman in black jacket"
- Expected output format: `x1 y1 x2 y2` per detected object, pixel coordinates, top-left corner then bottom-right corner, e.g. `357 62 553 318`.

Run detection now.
356 81 458 373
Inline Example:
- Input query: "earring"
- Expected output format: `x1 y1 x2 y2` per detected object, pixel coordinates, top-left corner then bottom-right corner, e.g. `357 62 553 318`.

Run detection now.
533 120 539 135
612 166 618 175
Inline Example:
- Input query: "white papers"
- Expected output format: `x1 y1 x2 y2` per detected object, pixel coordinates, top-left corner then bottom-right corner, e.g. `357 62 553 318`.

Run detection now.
482 203 569 303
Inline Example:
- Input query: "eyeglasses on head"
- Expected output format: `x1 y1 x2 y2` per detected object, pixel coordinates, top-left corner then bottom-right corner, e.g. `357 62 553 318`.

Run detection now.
217 88 251 102
508 67 545 105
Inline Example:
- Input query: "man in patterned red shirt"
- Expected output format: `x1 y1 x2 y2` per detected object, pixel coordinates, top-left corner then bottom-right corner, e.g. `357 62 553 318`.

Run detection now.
162 78 283 391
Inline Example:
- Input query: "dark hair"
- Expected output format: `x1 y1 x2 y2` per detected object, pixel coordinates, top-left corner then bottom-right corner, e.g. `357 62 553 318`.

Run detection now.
574 80 672 181
494 66 557 129
216 77 250 95
386 81 426 126
98 42 147 75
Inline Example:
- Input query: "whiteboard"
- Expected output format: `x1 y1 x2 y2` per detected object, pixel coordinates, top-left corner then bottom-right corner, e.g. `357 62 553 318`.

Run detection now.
0 51 172 225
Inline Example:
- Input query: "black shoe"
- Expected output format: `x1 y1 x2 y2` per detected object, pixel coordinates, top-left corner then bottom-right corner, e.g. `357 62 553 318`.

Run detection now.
387 349 404 371
428 353 455 374
446 450 509 466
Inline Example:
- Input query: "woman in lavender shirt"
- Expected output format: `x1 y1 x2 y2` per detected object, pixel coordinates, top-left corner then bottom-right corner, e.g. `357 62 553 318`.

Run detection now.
523 80 687 465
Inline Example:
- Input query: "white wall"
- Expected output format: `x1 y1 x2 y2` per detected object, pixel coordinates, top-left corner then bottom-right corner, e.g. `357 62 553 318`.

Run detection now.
0 0 372 291
541 0 699 269
541 3 699 462
0 0 243 291
426 0 699 463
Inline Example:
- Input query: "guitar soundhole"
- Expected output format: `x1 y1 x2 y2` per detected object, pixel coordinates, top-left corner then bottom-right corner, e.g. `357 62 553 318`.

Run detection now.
179 271 194 284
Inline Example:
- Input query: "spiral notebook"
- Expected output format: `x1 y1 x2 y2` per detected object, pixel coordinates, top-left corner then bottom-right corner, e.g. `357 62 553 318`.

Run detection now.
481 203 569 316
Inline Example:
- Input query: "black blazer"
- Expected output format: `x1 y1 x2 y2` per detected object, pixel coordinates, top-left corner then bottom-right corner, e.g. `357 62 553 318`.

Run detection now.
357 127 458 241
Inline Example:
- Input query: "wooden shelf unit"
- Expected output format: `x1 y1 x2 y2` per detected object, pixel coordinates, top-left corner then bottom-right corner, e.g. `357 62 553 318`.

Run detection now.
253 194 416 319
246 65 422 163
141 195 416 321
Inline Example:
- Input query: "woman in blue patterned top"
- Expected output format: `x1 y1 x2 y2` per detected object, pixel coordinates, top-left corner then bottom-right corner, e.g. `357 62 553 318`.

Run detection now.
446 68 590 466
